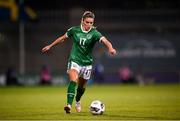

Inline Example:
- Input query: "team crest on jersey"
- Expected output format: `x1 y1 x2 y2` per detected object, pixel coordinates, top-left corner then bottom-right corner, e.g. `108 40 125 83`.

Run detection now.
86 34 92 39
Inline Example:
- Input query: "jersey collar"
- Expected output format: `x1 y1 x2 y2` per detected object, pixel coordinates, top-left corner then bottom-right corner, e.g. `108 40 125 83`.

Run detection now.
81 25 92 33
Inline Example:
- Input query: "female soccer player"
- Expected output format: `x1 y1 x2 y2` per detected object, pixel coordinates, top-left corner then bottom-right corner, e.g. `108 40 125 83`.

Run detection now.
42 11 116 113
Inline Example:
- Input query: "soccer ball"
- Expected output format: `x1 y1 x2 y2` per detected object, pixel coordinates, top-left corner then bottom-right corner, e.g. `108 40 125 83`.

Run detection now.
89 100 105 115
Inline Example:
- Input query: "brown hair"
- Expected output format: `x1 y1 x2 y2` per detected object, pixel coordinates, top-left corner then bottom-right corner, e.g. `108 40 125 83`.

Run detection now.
82 11 95 20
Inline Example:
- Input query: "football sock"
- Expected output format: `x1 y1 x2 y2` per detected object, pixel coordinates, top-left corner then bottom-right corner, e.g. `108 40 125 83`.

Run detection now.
75 86 85 102
67 81 77 105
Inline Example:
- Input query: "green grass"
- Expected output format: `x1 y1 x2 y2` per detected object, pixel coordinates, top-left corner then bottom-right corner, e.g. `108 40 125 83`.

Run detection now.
0 84 180 120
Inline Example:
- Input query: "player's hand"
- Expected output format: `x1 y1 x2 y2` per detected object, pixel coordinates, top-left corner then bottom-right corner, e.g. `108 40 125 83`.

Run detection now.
109 48 116 56
42 45 51 53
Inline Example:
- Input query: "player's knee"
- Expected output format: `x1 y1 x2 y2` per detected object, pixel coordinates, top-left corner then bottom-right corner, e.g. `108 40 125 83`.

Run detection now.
69 69 79 81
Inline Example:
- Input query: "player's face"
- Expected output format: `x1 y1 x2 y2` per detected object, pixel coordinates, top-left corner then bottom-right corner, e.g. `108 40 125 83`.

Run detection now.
82 17 94 31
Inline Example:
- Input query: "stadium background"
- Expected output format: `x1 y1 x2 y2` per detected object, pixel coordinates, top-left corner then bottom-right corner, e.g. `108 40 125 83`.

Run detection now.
0 0 180 85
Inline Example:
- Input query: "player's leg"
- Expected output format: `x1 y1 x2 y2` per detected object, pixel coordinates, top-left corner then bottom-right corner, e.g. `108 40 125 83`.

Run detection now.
75 65 92 112
76 77 87 102
75 77 87 112
67 69 78 105
64 61 80 113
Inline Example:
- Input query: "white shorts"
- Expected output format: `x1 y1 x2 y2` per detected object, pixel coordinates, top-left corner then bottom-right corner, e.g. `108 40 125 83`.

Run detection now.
67 61 92 80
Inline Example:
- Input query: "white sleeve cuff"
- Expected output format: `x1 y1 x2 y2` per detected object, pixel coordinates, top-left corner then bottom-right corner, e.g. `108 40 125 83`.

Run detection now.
99 36 105 43
65 33 68 38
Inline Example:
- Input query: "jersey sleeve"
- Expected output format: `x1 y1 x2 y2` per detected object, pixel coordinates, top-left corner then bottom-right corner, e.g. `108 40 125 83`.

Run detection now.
65 27 74 38
94 30 104 42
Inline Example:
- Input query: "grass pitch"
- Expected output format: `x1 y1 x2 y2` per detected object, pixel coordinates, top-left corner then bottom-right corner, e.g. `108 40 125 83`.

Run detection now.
0 84 179 120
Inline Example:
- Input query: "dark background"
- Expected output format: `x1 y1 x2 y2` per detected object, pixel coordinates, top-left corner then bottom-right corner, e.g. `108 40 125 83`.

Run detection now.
0 0 180 85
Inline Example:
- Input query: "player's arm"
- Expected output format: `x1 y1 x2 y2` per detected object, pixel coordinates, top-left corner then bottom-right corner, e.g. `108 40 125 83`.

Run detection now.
42 34 68 53
101 37 117 56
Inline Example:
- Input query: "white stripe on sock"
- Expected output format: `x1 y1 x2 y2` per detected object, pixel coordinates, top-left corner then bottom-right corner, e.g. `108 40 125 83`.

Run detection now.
67 93 75 95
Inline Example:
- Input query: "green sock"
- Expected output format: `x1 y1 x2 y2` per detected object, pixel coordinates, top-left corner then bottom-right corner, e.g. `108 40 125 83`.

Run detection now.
75 86 85 102
67 81 77 105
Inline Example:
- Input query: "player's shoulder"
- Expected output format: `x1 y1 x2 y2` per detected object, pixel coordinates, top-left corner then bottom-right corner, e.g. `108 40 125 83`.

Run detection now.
91 26 101 33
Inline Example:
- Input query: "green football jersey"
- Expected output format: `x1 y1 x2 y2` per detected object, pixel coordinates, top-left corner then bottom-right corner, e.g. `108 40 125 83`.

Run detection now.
66 25 103 66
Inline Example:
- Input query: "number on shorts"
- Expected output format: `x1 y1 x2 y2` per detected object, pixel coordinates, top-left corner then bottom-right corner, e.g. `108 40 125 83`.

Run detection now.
84 69 91 79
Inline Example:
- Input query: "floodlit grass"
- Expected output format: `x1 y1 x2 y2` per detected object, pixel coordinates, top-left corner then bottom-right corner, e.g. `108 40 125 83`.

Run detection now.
0 84 179 120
